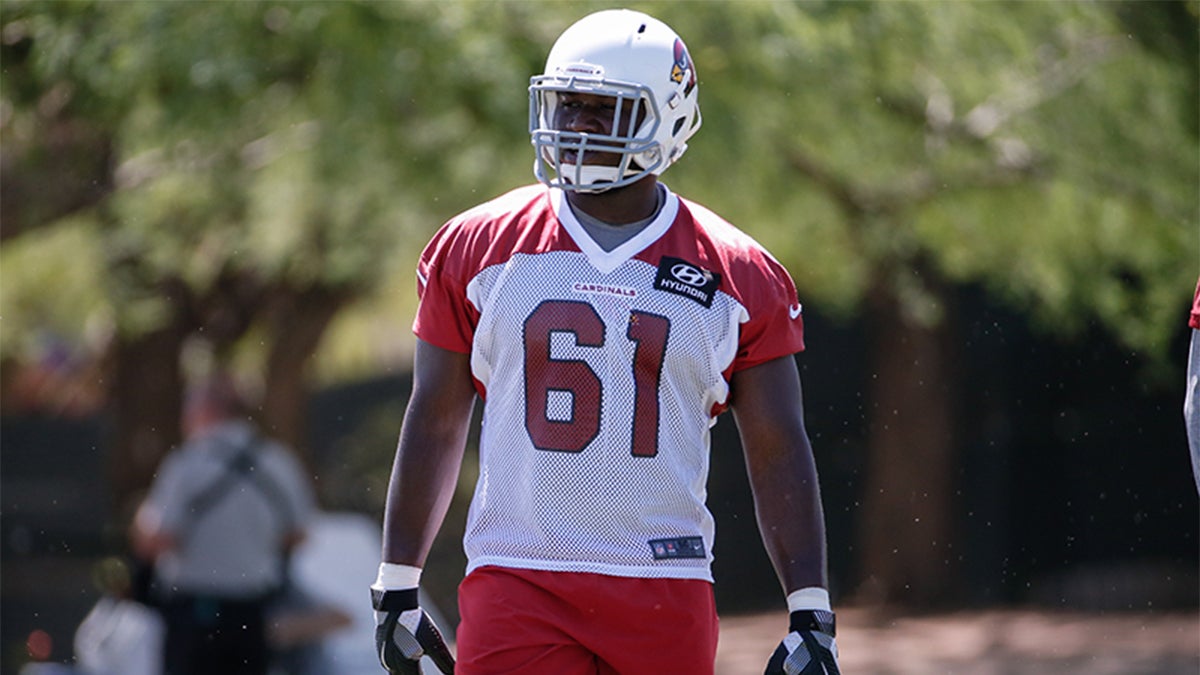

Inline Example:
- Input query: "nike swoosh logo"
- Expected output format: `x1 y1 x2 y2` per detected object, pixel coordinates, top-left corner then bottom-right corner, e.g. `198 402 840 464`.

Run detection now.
789 303 802 320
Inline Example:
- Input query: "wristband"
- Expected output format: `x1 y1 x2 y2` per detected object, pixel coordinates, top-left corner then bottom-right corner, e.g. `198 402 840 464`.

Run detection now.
786 586 831 612
372 562 422 591
371 587 420 612
789 608 837 636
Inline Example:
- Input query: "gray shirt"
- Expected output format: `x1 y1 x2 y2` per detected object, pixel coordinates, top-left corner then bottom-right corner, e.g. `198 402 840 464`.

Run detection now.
570 183 666 251
143 420 315 598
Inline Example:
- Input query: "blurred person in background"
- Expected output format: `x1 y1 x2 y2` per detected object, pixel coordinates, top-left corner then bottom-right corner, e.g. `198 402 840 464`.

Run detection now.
130 373 315 675
1187 276 1200 492
73 557 164 675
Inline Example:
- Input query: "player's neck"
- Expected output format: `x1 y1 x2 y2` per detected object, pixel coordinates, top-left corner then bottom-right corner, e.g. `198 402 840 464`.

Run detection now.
566 175 660 226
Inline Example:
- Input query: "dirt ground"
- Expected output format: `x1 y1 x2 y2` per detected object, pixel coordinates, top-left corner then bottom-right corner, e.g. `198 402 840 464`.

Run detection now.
714 608 1200 675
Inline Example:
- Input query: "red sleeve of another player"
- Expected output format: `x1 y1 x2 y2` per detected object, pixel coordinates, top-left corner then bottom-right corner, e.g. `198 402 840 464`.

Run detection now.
1190 276 1200 330
412 223 479 354
732 256 806 372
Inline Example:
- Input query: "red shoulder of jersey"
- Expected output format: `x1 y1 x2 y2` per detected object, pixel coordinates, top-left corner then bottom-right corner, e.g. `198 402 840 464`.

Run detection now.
414 185 579 353
415 186 806 368
1191 276 1200 330
638 197 806 371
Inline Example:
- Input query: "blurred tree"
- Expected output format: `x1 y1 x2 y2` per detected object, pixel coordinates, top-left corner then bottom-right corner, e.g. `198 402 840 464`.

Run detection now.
665 0 1198 605
0 0 554 514
1 0 1195 609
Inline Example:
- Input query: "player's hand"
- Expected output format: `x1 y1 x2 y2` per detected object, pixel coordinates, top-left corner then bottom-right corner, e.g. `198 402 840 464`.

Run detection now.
371 587 455 674
764 609 840 675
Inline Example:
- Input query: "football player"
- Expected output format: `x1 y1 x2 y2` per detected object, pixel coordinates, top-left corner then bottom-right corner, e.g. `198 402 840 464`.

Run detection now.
372 9 840 675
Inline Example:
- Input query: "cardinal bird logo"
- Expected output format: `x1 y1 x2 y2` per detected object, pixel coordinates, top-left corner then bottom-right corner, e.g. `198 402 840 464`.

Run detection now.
671 38 696 95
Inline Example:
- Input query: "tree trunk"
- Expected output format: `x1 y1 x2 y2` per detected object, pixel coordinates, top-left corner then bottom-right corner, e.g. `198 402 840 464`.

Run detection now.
856 280 961 607
108 323 187 522
260 286 347 464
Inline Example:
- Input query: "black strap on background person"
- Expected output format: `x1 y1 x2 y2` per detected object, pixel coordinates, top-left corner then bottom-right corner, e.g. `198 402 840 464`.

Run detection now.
131 432 297 605
181 433 298 536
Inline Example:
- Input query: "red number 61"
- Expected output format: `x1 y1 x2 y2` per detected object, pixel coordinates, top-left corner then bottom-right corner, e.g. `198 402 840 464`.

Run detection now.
523 300 669 458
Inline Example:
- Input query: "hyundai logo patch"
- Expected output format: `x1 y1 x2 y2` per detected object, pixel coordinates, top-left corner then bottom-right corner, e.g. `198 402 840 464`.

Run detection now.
653 256 720 308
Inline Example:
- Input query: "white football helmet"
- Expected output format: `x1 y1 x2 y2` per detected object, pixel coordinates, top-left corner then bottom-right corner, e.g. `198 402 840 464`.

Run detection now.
530 9 702 192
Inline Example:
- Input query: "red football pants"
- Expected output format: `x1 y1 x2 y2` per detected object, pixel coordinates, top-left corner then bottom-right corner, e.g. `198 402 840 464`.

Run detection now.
456 566 719 675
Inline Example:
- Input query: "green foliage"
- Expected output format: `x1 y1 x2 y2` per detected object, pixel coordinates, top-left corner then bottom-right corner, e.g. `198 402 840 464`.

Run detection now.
0 215 109 358
668 1 1197 357
1 0 1195 375
1 0 553 366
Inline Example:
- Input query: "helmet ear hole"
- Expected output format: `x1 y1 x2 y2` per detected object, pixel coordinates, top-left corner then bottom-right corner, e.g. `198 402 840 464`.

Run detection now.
672 117 686 136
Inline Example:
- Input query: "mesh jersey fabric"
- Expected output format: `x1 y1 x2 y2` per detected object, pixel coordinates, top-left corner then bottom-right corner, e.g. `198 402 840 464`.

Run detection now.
414 184 805 581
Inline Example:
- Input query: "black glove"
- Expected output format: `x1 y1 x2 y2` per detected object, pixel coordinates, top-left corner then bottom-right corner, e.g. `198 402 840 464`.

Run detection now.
764 609 840 675
371 587 455 674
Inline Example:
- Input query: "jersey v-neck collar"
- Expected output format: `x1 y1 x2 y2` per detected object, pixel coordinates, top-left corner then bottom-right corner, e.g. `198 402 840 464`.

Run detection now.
550 186 680 275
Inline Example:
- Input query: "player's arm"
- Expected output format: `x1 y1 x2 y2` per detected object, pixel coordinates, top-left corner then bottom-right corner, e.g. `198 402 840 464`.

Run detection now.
373 338 475 675
731 353 827 593
381 338 476 565
730 354 840 674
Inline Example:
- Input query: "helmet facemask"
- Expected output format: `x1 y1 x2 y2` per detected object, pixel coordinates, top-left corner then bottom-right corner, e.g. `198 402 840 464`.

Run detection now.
530 77 662 193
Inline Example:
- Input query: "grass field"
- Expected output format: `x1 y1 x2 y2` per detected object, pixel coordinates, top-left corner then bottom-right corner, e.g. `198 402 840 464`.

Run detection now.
715 608 1199 675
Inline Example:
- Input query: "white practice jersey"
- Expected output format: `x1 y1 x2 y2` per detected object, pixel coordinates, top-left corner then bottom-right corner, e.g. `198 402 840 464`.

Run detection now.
414 184 805 582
